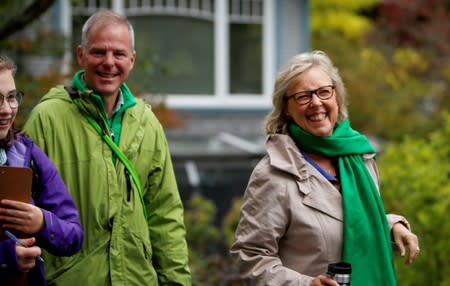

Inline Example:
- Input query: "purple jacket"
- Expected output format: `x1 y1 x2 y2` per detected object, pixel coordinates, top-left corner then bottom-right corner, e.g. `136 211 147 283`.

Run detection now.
0 135 83 285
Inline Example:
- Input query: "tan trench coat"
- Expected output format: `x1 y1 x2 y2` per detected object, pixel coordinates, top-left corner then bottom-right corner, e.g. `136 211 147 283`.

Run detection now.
230 134 408 286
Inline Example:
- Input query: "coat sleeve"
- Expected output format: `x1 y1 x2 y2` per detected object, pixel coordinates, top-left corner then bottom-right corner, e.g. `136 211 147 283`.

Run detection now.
230 160 314 286
144 121 191 286
31 143 83 257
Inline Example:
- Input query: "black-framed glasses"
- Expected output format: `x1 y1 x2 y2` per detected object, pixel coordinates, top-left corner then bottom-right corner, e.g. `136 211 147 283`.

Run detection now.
287 85 335 105
0 91 23 109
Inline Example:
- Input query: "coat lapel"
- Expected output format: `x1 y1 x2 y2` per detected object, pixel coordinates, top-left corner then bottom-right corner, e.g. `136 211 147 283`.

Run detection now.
299 178 343 221
267 134 343 222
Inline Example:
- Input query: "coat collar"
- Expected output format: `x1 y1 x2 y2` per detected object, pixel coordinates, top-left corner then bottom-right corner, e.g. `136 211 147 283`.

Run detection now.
266 134 307 179
266 134 343 221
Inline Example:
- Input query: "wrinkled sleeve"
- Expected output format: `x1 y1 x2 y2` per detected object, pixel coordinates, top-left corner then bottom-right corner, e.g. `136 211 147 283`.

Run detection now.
230 161 313 286
31 143 83 256
145 121 191 286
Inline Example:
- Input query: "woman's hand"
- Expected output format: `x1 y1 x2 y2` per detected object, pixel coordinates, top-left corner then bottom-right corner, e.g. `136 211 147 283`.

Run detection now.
392 222 420 264
15 237 41 272
310 274 339 286
0 199 44 235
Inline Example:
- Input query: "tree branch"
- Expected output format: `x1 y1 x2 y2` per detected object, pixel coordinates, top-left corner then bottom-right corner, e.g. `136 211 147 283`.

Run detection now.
0 0 56 41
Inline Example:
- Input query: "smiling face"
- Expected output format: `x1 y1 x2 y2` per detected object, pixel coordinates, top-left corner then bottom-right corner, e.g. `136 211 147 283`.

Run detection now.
0 69 17 139
285 66 338 137
76 23 136 98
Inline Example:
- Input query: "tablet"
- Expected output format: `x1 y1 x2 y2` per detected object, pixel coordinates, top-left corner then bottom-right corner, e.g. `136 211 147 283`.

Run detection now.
0 166 33 203
0 166 33 240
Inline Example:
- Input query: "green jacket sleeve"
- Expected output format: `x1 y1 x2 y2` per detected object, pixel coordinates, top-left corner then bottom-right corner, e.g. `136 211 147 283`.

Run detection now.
145 120 191 286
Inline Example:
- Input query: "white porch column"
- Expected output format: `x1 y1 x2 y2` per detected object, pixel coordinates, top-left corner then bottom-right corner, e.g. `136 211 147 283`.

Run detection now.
214 0 229 98
60 0 72 81
112 0 124 14
263 0 275 99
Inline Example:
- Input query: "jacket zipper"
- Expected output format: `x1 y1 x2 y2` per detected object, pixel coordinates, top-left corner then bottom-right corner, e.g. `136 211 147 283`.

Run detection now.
143 243 148 259
124 169 132 201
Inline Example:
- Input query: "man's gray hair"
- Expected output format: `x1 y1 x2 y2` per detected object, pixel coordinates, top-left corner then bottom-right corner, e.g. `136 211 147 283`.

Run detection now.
81 9 135 51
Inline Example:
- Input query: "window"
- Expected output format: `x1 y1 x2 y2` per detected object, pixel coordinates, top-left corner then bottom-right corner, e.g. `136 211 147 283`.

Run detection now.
129 15 214 95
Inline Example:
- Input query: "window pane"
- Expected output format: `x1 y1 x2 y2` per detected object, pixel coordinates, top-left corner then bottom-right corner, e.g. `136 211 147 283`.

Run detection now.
128 16 214 95
229 23 262 94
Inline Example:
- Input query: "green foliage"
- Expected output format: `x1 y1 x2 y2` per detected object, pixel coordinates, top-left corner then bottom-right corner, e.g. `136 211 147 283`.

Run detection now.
185 193 221 256
311 0 381 10
311 0 449 142
311 0 380 40
343 47 443 140
184 193 248 286
184 193 221 285
222 197 243 249
379 112 450 285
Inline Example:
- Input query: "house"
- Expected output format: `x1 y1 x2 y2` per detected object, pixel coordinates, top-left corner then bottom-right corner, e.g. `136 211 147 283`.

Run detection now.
40 0 311 220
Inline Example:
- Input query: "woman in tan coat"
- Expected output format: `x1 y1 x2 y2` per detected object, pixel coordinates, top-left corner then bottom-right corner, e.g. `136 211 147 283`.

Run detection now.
230 51 419 286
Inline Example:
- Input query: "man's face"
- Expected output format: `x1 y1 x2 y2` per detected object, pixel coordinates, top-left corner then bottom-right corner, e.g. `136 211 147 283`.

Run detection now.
76 24 136 97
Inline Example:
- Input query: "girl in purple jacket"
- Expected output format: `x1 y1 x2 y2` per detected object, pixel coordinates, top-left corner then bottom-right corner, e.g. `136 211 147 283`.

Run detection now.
0 55 83 285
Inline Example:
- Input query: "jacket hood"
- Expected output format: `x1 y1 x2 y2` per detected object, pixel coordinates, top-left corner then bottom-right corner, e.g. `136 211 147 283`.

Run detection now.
39 85 72 104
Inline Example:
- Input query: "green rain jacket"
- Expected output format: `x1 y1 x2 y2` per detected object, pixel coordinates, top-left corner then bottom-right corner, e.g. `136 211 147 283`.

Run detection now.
24 85 191 285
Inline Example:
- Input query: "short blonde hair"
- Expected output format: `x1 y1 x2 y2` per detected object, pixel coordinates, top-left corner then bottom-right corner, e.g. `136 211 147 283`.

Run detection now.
264 50 348 134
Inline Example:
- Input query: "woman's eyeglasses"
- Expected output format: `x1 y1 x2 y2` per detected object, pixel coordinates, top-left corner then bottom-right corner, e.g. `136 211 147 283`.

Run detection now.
0 91 23 109
287 85 335 105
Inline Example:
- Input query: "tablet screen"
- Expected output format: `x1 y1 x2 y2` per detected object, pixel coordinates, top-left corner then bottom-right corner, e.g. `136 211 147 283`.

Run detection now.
0 166 33 240
0 166 32 203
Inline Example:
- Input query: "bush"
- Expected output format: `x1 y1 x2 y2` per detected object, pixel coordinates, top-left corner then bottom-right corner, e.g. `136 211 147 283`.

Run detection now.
184 193 248 286
379 112 450 285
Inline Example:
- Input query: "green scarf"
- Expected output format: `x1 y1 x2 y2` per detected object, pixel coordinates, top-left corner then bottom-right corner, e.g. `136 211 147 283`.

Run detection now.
288 119 397 286
71 70 136 146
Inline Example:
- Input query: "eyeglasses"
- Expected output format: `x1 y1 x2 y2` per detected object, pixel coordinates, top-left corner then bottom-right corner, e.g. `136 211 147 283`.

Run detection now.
0 91 23 109
287 85 335 105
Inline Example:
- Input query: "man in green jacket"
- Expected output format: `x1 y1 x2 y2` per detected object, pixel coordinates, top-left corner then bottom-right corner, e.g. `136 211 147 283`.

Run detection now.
24 10 191 285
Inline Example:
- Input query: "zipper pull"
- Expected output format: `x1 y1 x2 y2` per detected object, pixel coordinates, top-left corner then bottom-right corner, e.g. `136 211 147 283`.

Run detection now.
124 169 132 201
110 129 115 142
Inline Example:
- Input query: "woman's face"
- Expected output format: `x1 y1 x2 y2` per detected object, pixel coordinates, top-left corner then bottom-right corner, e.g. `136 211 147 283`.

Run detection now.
285 66 338 137
0 69 17 140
